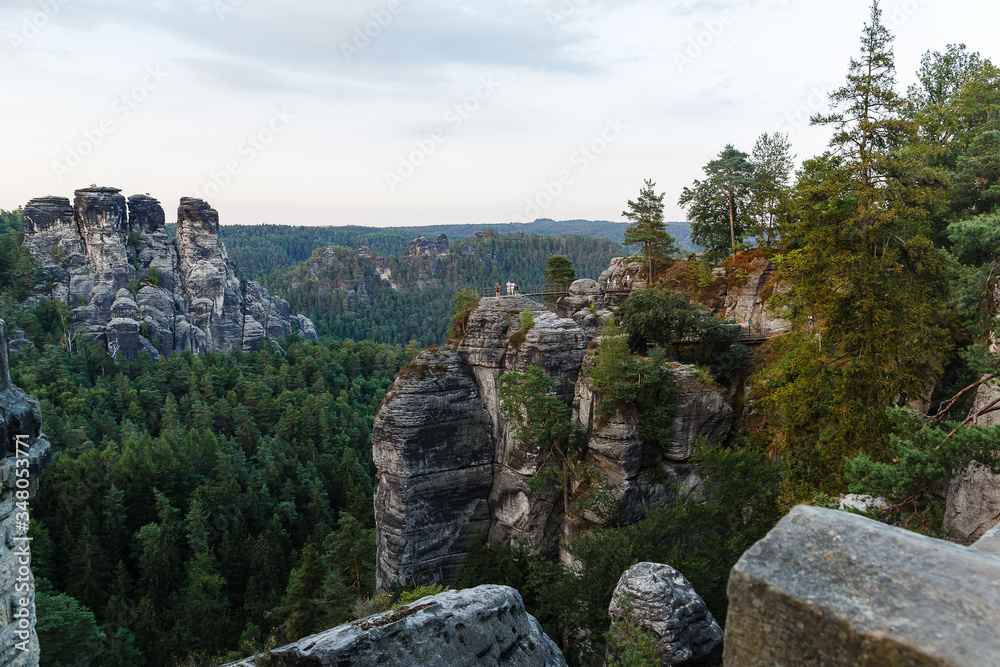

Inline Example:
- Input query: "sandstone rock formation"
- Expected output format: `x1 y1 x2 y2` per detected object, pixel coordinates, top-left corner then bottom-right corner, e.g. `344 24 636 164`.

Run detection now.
0 321 52 667
725 504 1000 665
225 585 566 667
407 234 449 257
22 188 316 359
598 258 645 309
555 279 613 336
374 292 734 591
373 348 493 590
718 256 791 334
607 562 723 667
943 380 1000 543
456 296 589 557
971 521 1000 557
566 355 728 544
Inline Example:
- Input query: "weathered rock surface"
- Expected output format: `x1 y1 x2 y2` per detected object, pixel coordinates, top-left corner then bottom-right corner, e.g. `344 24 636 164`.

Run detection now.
457 296 590 556
668 364 733 462
0 321 52 667
374 348 493 591
598 258 645 309
607 562 723 667
943 380 1000 543
22 188 315 358
725 504 1000 665
375 290 737 589
568 354 714 539
719 256 791 334
408 234 449 257
225 585 566 667
555 279 613 336
373 297 594 590
970 521 1000 557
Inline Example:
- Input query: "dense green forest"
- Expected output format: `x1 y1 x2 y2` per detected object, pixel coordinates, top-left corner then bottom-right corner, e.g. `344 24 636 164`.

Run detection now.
216 219 692 280
18 325 413 665
261 231 623 346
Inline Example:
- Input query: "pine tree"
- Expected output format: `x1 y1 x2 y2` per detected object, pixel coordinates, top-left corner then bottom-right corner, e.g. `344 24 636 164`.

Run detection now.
622 180 678 282
749 133 795 247
544 255 576 288
678 146 755 262
771 0 951 488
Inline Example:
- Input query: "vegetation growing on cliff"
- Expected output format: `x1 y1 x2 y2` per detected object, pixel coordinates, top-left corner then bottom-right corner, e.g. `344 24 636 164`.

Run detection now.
459 443 781 665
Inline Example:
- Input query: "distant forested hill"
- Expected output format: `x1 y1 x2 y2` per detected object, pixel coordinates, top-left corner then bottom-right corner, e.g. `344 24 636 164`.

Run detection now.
263 230 622 346
217 219 693 280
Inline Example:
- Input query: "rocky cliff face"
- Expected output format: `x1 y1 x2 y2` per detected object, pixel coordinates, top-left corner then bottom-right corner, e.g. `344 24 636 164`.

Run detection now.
23 188 317 359
374 291 733 591
943 381 1000 543
716 256 791 334
0 321 52 667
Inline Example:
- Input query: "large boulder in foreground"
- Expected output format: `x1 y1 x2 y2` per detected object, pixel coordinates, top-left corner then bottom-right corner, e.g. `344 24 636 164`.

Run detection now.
725 504 1000 665
225 585 565 667
607 562 723 667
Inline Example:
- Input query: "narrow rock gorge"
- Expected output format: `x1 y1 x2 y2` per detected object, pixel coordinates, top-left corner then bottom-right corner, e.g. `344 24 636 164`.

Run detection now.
22 187 317 359
373 280 734 591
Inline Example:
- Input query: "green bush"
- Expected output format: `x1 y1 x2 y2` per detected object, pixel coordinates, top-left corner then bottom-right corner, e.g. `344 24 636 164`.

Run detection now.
448 289 480 339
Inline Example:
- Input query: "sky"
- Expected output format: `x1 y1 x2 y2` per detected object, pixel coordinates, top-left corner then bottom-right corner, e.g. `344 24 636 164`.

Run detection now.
1 0 997 227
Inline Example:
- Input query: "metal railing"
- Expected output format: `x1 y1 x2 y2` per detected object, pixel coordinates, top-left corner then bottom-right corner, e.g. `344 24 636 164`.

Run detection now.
482 284 573 298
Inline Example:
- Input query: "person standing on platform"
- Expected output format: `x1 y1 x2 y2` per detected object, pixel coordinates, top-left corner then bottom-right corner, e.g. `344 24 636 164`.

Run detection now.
495 282 501 297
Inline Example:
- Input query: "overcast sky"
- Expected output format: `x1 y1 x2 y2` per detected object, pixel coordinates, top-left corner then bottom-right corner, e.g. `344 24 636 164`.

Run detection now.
1 0 997 227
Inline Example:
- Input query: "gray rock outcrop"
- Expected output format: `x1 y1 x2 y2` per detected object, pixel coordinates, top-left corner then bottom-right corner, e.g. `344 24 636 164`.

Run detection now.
718 256 791 334
455 296 589 556
407 235 449 257
22 187 316 358
607 562 723 667
668 365 733 462
943 380 1000 543
375 292 734 591
566 355 723 544
555 279 613 336
725 504 1000 665
373 348 493 591
970 521 1000 557
598 258 645 309
225 585 566 667
0 321 52 667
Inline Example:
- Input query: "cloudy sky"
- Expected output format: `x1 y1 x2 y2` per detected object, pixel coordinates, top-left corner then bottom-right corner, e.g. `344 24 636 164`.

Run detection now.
1 0 997 227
